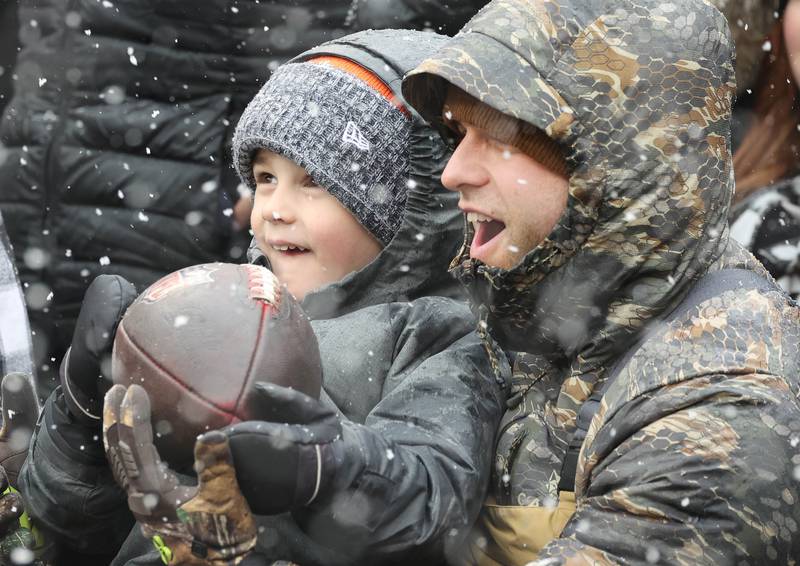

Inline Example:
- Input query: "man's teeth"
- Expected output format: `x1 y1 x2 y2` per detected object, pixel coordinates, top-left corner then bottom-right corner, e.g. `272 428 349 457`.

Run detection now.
466 212 495 223
271 244 307 252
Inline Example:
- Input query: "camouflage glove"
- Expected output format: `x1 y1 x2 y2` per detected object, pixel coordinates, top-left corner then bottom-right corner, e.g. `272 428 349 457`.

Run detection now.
103 384 258 565
62 275 137 425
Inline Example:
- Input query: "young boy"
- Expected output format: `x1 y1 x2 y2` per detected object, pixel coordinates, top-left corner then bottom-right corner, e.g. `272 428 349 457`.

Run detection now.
19 29 508 566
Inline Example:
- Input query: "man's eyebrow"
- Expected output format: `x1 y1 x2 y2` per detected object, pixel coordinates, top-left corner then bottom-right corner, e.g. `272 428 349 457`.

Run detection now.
441 111 464 132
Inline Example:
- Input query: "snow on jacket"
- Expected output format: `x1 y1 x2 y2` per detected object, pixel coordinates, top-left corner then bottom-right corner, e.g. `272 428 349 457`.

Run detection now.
403 0 800 562
18 29 508 566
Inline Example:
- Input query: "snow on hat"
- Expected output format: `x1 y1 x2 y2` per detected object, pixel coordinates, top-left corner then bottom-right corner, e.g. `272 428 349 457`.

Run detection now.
232 56 412 246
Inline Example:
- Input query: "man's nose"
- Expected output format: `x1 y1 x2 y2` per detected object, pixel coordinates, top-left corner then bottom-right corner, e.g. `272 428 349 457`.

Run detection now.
441 133 489 192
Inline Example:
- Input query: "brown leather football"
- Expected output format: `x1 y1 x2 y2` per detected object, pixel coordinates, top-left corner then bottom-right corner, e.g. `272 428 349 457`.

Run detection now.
111 262 322 469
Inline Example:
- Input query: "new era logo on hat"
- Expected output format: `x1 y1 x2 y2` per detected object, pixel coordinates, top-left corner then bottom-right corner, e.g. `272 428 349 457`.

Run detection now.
343 121 370 151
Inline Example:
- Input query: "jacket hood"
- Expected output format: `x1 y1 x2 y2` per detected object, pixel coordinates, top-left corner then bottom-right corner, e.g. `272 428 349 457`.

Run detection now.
403 0 735 372
248 29 464 319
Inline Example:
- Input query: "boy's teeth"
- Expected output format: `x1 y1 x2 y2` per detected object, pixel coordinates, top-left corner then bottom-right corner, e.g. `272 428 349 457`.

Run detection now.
272 244 306 252
466 212 494 223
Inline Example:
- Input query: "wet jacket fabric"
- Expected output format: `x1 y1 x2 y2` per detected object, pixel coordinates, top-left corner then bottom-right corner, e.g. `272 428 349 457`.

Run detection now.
730 174 800 299
19 30 509 566
0 0 487 397
403 0 800 563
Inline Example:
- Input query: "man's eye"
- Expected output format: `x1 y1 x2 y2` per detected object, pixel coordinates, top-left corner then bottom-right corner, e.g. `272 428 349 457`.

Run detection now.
257 173 277 185
444 129 465 150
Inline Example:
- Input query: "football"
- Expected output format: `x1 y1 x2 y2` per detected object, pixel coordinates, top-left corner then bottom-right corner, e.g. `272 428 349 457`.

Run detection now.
111 262 322 469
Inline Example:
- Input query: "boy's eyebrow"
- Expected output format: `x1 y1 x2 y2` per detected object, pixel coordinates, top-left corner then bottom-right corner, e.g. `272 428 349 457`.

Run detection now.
251 151 274 166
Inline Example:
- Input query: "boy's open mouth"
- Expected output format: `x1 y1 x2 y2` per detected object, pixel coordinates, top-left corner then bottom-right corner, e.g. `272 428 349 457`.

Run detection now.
270 243 310 257
467 212 506 250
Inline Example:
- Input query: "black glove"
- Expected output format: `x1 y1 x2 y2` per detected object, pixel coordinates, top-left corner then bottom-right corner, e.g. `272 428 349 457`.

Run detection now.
224 384 344 515
60 275 137 425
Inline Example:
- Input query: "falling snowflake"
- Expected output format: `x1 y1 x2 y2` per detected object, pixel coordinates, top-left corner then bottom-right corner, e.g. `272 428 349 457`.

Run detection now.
10 547 34 565
185 211 203 226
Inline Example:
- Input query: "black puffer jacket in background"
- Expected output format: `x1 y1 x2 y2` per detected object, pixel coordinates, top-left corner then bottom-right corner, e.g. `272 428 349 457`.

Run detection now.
0 0 487 396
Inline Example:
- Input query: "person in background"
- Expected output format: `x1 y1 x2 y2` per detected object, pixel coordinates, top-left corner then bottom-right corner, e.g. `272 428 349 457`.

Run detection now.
0 210 33 380
722 0 800 297
0 0 489 400
0 211 45 562
0 0 18 115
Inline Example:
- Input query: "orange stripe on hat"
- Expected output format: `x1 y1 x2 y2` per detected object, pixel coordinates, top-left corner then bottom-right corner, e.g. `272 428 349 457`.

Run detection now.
308 56 409 116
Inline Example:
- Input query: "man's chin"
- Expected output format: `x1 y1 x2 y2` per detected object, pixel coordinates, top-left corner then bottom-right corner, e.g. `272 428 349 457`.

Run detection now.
470 248 517 270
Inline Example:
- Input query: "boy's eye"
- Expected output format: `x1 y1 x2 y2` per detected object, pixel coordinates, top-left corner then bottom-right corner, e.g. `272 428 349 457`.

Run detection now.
256 172 277 185
303 177 323 190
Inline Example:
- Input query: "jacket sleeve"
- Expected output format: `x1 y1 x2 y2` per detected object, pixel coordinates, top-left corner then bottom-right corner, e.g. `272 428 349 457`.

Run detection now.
296 301 509 564
535 372 800 565
18 388 134 559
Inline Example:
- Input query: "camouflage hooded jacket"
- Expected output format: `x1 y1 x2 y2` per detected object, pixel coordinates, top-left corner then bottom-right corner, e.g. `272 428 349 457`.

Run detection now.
404 0 800 563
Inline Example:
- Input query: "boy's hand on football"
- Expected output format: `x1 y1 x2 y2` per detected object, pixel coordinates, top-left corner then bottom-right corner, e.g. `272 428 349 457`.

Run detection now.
62 275 137 424
103 384 258 565
224 383 342 515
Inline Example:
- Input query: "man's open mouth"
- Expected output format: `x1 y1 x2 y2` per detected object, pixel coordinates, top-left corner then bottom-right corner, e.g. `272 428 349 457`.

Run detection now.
467 212 506 249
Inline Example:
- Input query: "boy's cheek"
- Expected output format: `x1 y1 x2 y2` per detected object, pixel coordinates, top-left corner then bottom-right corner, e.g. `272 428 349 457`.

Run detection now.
233 196 253 229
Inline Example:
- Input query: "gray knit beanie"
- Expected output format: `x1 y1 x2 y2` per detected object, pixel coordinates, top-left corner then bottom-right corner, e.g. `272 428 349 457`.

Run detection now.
232 58 412 246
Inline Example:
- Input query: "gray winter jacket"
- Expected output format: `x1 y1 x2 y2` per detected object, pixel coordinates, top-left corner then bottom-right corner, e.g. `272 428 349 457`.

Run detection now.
19 30 508 566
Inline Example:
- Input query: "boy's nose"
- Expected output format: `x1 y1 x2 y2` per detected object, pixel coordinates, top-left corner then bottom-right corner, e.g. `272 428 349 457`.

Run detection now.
441 134 489 193
261 185 296 223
